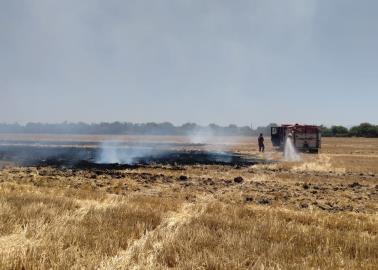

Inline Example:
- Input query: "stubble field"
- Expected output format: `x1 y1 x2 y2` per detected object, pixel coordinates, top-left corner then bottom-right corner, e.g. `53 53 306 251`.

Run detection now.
0 135 377 269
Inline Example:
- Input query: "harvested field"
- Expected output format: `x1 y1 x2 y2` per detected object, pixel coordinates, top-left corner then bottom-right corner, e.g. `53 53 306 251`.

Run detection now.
0 136 377 269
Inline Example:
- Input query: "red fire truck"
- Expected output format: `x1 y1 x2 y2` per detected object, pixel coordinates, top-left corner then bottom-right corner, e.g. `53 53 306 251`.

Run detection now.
271 124 321 153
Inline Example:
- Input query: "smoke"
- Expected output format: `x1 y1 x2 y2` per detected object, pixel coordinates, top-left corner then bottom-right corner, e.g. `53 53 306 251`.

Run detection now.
96 128 247 165
188 128 216 145
187 127 240 146
284 137 301 161
96 141 156 164
186 128 239 163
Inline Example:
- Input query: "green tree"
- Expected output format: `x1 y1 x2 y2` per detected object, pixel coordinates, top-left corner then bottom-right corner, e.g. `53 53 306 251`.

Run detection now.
319 125 332 137
350 123 378 138
331 125 349 137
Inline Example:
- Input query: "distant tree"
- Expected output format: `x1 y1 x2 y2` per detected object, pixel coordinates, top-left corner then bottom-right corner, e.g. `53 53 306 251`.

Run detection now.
0 123 21 133
225 124 238 135
177 123 196 135
240 126 253 136
319 125 332 137
208 123 221 135
350 123 378 138
1 121 376 137
330 125 349 137
254 124 276 136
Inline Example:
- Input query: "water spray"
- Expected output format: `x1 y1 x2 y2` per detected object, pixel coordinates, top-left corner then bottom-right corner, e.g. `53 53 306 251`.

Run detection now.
284 133 301 161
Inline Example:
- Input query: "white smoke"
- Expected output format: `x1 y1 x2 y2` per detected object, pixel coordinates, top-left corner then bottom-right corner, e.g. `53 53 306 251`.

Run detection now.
189 128 216 144
284 136 301 161
187 128 247 164
187 128 240 146
96 141 155 164
96 129 247 165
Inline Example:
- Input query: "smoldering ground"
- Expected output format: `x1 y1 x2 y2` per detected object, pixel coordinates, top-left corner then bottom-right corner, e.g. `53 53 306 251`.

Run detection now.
0 127 274 169
0 140 268 169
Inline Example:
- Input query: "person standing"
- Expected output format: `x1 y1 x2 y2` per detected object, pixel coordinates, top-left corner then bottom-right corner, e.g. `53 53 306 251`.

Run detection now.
258 133 265 152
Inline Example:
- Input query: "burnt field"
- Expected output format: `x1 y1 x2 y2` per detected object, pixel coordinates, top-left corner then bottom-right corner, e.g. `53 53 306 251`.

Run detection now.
0 135 377 269
0 142 267 168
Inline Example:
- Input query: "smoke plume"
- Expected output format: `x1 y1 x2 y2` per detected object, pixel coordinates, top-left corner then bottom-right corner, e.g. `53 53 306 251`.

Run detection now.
96 141 157 164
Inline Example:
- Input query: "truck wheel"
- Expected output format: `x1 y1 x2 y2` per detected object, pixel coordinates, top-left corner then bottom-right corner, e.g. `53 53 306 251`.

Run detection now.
310 149 319 154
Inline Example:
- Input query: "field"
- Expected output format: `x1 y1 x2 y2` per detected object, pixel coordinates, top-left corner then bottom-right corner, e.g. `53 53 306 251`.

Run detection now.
0 136 377 269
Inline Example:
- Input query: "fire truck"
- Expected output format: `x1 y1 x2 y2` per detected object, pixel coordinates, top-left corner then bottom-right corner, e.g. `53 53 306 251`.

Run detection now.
271 124 321 153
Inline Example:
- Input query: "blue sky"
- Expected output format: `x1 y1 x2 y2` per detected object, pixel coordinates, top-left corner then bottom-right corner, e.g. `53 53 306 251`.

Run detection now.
1 0 377 126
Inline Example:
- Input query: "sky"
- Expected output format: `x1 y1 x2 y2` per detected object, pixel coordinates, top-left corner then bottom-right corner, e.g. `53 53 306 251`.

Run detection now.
1 0 378 127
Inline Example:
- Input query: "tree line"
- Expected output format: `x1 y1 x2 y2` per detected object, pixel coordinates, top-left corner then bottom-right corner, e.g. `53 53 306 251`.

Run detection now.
0 122 267 136
0 122 377 137
321 123 378 138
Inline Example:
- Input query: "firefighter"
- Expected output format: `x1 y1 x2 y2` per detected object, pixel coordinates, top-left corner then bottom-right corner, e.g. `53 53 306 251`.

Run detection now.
258 133 265 152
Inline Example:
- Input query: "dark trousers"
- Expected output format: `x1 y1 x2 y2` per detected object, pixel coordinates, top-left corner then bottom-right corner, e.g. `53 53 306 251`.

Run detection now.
259 144 265 152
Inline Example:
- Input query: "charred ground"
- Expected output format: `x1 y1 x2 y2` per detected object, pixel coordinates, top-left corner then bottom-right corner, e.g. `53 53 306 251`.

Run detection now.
0 143 268 169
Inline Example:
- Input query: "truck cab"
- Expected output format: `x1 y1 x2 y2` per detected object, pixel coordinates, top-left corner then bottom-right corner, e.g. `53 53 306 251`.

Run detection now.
271 126 283 147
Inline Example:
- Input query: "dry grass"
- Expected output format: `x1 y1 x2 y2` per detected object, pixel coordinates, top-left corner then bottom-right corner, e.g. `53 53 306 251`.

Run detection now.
0 137 377 269
0 184 181 269
155 202 377 269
